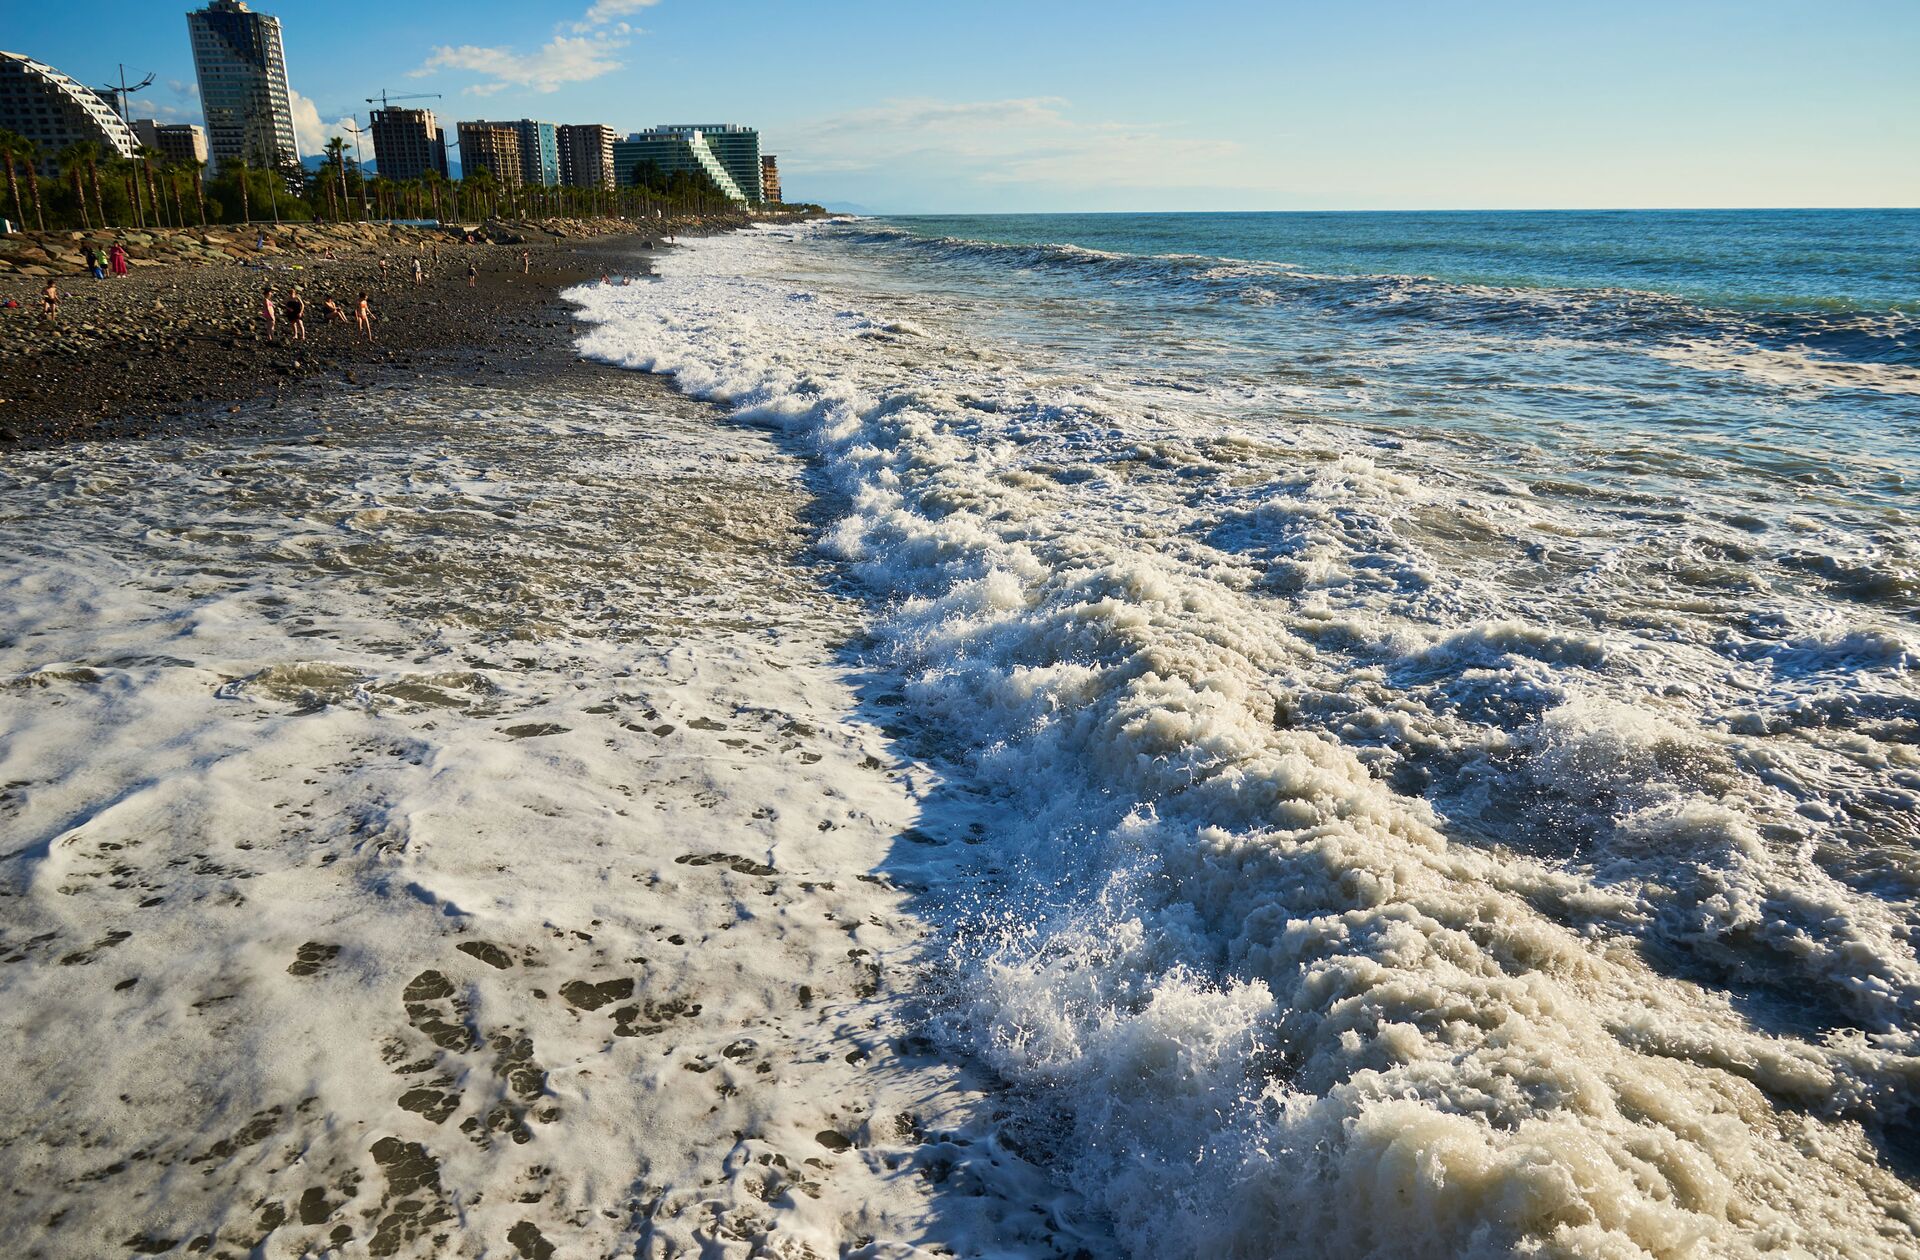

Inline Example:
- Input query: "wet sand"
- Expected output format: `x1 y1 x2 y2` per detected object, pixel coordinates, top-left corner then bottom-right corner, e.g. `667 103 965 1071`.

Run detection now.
0 240 1083 1258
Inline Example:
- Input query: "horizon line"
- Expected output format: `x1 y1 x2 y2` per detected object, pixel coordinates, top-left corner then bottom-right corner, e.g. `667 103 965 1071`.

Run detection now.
855 205 1920 217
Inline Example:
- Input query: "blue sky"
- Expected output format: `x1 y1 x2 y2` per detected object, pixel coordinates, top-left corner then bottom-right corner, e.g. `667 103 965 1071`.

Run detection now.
14 0 1919 211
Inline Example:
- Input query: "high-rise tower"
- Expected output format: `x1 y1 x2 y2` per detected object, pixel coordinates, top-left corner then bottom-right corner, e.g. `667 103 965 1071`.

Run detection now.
187 0 299 172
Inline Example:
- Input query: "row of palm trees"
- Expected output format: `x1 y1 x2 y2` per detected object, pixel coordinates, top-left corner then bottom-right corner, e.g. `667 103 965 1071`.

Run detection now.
2 126 758 235
310 137 749 226
1 131 210 233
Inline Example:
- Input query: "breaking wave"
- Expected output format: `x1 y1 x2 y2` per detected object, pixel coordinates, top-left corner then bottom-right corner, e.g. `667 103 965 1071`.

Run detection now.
569 224 1920 1259
837 220 1920 396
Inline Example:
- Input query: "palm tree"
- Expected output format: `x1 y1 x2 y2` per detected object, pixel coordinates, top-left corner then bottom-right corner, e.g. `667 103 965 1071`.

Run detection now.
0 129 33 231
166 160 189 228
113 153 141 227
139 148 166 229
81 143 108 229
464 165 496 223
321 136 349 221
58 143 94 229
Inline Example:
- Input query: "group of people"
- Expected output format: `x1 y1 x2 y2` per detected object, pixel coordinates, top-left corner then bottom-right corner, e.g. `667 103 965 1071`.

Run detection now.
38 244 131 317
82 244 130 281
259 283 372 344
33 238 521 330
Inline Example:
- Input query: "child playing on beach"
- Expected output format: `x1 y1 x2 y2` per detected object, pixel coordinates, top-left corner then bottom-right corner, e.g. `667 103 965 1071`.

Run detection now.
41 278 58 322
467 260 477 287
355 292 373 343
522 250 530 274
283 287 306 342
83 246 104 280
260 284 277 340
321 296 347 324
413 257 424 284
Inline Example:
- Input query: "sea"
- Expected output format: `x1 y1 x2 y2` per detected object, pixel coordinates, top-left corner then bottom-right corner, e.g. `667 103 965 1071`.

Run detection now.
2 210 1916 1259
571 209 1920 1257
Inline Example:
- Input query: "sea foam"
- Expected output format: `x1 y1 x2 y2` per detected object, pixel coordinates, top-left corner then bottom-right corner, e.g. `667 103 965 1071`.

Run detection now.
569 226 1920 1258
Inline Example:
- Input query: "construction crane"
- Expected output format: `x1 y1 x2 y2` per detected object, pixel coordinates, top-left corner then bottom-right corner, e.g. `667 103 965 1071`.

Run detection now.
366 90 443 113
97 65 156 127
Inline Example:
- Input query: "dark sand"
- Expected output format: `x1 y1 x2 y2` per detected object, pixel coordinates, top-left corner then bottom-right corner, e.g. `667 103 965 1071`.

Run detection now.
0 226 722 450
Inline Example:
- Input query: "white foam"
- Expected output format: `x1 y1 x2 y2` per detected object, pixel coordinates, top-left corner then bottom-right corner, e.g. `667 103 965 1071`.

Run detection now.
568 227 1920 1258
0 372 1082 1256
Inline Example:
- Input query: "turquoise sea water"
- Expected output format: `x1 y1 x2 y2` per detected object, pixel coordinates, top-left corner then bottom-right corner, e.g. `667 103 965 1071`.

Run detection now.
886 210 1920 312
840 210 1920 512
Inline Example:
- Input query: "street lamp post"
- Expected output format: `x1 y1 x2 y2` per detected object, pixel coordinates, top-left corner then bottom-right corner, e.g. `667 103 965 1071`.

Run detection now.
343 119 372 221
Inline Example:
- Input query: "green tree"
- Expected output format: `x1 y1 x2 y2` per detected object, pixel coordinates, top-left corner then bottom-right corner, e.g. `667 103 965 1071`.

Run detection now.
0 129 43 231
323 136 351 221
57 143 96 229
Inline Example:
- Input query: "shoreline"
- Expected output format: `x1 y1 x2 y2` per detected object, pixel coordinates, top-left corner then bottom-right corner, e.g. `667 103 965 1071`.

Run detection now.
0 214 797 450
0 227 1062 1256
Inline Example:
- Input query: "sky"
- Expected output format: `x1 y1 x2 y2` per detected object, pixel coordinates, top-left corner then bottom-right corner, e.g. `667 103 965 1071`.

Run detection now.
12 0 1919 212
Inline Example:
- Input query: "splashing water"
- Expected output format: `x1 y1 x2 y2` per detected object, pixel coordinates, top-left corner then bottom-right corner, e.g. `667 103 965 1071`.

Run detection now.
570 215 1920 1259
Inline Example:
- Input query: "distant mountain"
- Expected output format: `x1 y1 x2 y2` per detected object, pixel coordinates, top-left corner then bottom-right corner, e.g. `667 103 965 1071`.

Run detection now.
300 154 379 175
296 155 464 179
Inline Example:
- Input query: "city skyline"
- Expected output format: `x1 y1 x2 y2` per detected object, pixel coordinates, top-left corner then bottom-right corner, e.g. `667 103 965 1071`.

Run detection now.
9 0 1919 213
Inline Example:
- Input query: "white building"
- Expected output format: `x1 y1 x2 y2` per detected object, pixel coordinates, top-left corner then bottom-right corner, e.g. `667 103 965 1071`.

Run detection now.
133 119 211 167
187 0 298 172
0 51 139 177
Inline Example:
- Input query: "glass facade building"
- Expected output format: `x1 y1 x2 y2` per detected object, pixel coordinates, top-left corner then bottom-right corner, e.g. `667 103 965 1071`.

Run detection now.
463 119 558 187
187 0 299 172
0 51 139 177
614 126 761 204
509 120 558 187
654 124 762 205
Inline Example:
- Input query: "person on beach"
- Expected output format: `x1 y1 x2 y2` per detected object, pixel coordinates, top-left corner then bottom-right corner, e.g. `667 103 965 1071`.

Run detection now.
521 249 530 274
467 260 477 287
109 244 128 278
321 295 347 325
355 292 373 342
260 284 277 340
83 246 104 280
380 257 392 278
283 287 306 342
412 256 424 284
41 278 58 322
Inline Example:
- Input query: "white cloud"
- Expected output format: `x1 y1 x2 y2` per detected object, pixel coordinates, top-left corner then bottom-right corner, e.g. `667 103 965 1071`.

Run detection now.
133 79 202 126
289 89 363 159
412 34 627 96
787 96 1250 192
410 0 655 94
573 0 659 30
